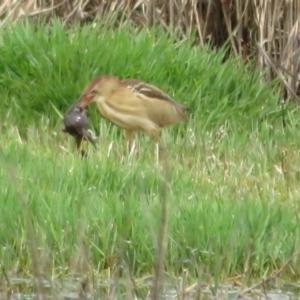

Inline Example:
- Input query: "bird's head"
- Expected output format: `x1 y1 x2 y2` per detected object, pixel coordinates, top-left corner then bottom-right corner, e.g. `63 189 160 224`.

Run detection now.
76 75 121 108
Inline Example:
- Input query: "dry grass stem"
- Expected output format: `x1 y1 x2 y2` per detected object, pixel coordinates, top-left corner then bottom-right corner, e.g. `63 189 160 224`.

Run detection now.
151 160 169 300
235 248 300 299
0 148 48 300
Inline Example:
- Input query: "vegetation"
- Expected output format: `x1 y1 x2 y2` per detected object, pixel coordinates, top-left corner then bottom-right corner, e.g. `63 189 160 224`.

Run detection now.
0 15 300 299
1 0 300 103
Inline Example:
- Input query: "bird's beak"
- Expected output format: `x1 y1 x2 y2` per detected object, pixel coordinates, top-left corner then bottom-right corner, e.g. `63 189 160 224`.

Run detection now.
76 94 94 108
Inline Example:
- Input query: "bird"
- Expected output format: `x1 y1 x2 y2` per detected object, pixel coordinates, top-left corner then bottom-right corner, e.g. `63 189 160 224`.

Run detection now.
74 75 190 150
63 106 97 152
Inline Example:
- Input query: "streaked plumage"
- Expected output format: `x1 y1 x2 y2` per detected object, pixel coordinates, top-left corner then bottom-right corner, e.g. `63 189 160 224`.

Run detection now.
75 75 189 149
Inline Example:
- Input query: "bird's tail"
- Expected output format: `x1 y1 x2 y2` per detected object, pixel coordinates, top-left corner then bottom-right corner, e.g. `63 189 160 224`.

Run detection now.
84 130 98 149
177 104 190 122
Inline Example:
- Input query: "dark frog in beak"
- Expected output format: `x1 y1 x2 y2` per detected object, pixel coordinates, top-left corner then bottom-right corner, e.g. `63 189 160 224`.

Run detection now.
63 106 97 151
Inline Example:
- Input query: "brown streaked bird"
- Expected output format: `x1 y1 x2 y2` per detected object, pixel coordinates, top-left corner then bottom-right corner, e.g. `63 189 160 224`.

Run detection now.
63 106 97 151
75 75 190 149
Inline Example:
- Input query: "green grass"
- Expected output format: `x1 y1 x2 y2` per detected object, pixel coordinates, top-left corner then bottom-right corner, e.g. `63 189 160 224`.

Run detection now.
1 18 300 290
0 19 282 131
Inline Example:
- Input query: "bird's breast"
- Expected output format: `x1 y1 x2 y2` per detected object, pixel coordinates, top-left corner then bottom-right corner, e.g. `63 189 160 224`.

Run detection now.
96 100 157 131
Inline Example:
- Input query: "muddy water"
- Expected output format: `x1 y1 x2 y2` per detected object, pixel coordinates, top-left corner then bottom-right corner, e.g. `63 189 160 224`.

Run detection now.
1 278 300 299
163 287 300 300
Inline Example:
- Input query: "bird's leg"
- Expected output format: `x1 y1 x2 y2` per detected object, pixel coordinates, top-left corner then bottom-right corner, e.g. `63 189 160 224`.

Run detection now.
146 129 165 152
123 129 134 152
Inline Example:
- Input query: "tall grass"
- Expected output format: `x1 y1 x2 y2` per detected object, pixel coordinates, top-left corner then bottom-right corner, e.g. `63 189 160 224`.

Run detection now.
2 113 300 283
0 19 282 132
1 0 300 103
1 19 300 297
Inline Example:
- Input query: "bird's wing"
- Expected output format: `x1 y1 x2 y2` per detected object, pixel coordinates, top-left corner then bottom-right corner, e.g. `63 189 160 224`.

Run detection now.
104 87 189 128
122 79 176 103
122 79 189 120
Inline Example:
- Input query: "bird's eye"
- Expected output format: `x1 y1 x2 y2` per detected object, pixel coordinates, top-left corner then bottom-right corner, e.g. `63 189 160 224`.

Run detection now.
91 89 97 94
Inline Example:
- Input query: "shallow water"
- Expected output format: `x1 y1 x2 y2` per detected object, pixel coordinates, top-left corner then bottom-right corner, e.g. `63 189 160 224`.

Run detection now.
163 287 300 300
1 278 300 299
